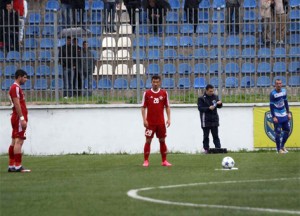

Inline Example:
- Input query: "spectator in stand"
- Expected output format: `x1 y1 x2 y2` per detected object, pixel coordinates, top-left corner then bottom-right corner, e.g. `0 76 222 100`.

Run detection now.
61 0 72 28
103 0 120 33
123 0 142 33
72 0 85 27
225 0 240 34
260 0 273 44
0 0 11 50
59 36 74 98
145 0 171 33
13 0 28 44
72 37 82 96
0 0 12 10
274 0 286 44
184 0 201 33
0 2 19 52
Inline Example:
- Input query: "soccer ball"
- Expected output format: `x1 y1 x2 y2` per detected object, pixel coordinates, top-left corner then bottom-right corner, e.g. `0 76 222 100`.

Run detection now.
222 156 235 169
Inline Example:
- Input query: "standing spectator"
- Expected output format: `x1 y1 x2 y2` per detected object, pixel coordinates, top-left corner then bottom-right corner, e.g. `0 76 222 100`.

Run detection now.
72 0 85 27
59 36 74 98
225 0 240 34
260 0 273 44
0 0 11 49
80 41 95 97
197 84 223 153
72 37 82 96
13 0 28 43
0 0 11 10
1 2 19 52
145 0 171 33
270 79 291 153
141 75 172 167
123 0 142 33
103 0 120 33
61 0 72 28
8 69 31 173
274 0 286 44
184 0 201 33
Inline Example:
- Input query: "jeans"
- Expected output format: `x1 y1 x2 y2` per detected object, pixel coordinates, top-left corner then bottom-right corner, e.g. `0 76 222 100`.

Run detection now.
103 2 116 32
226 5 240 34
202 127 221 150
61 3 72 28
83 74 93 97
63 68 73 97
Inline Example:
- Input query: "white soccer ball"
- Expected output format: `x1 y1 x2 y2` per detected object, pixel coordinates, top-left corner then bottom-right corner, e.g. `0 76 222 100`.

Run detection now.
222 156 235 169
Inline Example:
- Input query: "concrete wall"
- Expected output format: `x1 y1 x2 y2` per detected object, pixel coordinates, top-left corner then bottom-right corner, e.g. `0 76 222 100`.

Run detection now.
0 104 259 155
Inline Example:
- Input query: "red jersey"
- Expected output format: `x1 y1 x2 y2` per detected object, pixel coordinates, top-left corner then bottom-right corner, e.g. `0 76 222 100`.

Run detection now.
9 82 28 117
142 88 169 125
13 0 24 16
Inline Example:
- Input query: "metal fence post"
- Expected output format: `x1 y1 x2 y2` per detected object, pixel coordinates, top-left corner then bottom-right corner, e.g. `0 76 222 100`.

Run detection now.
135 8 141 104
53 9 59 104
217 7 222 100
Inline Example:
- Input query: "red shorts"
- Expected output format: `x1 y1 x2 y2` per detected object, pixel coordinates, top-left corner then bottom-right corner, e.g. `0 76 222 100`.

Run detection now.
11 114 27 140
145 124 167 139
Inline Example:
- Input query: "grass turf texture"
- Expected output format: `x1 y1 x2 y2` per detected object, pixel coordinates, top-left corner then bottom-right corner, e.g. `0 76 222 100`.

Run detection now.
0 152 299 216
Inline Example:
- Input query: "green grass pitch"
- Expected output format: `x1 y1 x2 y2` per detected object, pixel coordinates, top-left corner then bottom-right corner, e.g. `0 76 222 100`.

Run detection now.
1 152 300 216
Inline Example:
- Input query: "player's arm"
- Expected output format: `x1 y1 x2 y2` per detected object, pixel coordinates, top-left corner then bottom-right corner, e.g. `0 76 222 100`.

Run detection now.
284 94 291 120
12 97 27 129
165 106 171 127
197 97 210 112
141 107 148 128
269 93 277 123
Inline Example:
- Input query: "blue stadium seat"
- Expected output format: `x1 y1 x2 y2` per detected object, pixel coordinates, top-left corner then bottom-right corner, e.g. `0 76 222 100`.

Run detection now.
257 47 271 59
148 36 162 47
225 62 240 74
169 0 180 9
288 61 300 73
198 11 209 22
133 36 147 47
179 36 193 47
194 35 209 47
4 65 17 77
196 24 209 34
289 46 300 58
273 62 286 73
212 10 225 22
162 78 175 89
164 36 178 47
209 48 224 59
2 79 14 90
180 24 194 34
199 0 211 9
40 38 54 49
163 49 177 60
194 77 206 89
21 79 32 90
194 63 208 74
210 35 225 46
137 25 149 34
45 0 60 10
129 78 144 89
289 34 300 45
24 38 38 49
242 47 256 58
290 0 300 7
91 11 102 23
226 35 240 46
22 50 37 62
290 22 300 32
84 79 97 89
38 50 52 61
166 11 179 22
290 9 300 20
211 23 225 34
243 23 256 33
42 26 55 36
163 63 176 75
21 65 35 77
87 37 101 48
50 79 64 90
178 63 192 75
28 12 41 24
0 51 3 61
145 78 152 89
147 63 160 75
6 51 20 61
165 25 179 34
241 76 255 88
177 77 191 89
34 78 48 90
36 65 51 76
241 62 255 74
225 77 239 88
210 77 220 87
91 1 104 10
98 78 112 89
89 25 102 35
132 50 146 61
243 10 256 21
273 47 286 58
288 76 300 86
257 62 271 74
194 48 208 59
114 78 128 89
209 63 223 74
148 49 160 60
51 65 63 76
256 76 271 87
226 48 240 59
272 76 286 86
242 35 256 46
243 0 256 8
25 26 40 36
44 12 55 23
212 0 225 8
90 50 99 60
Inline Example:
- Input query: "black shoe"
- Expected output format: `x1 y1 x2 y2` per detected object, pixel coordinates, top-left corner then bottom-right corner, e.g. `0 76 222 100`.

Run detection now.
15 166 31 173
8 167 16 172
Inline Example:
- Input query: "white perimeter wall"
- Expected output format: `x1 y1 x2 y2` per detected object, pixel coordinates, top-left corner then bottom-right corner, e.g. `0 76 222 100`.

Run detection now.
0 104 269 155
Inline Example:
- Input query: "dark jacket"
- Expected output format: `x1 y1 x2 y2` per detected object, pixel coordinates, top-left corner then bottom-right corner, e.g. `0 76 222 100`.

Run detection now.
0 9 19 34
0 0 11 10
197 93 222 128
145 0 171 17
80 49 95 77
123 0 141 7
184 0 202 9
59 44 73 69
72 0 85 9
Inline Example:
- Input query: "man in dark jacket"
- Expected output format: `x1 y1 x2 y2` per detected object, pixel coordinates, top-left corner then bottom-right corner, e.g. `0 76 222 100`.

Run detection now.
123 0 141 33
72 0 85 26
197 84 222 153
184 0 201 32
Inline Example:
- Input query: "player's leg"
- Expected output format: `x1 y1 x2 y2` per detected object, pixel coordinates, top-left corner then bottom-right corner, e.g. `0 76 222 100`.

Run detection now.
281 121 291 152
143 126 155 167
211 126 221 148
274 123 284 153
157 125 171 166
202 127 210 152
8 139 15 172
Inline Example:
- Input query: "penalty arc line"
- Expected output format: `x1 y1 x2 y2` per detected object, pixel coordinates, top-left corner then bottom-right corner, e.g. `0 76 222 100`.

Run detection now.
127 177 300 215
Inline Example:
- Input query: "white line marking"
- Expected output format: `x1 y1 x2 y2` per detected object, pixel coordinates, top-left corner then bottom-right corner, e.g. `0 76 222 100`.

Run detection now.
127 177 300 215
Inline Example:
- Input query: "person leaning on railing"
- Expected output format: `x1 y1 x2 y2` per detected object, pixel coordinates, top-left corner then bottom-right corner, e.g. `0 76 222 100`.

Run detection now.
184 0 202 33
260 0 273 44
273 0 287 44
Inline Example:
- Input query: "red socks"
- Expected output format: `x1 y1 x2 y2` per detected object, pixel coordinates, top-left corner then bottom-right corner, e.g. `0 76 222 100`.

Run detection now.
8 145 15 166
160 142 167 162
144 143 151 161
14 153 22 167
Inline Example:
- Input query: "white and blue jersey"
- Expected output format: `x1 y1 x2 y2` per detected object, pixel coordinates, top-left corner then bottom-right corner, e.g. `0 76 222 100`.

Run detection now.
269 88 289 123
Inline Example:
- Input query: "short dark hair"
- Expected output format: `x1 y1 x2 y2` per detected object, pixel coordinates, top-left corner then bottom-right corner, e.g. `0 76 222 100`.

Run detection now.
205 84 214 90
83 41 87 46
151 75 161 81
15 69 27 79
275 79 282 83
67 36 71 40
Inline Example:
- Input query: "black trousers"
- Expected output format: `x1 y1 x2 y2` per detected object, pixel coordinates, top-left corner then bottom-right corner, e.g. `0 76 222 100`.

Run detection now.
202 126 221 150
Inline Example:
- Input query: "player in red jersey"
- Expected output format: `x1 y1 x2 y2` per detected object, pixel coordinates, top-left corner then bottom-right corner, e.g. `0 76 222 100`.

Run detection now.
8 69 31 172
141 75 172 167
